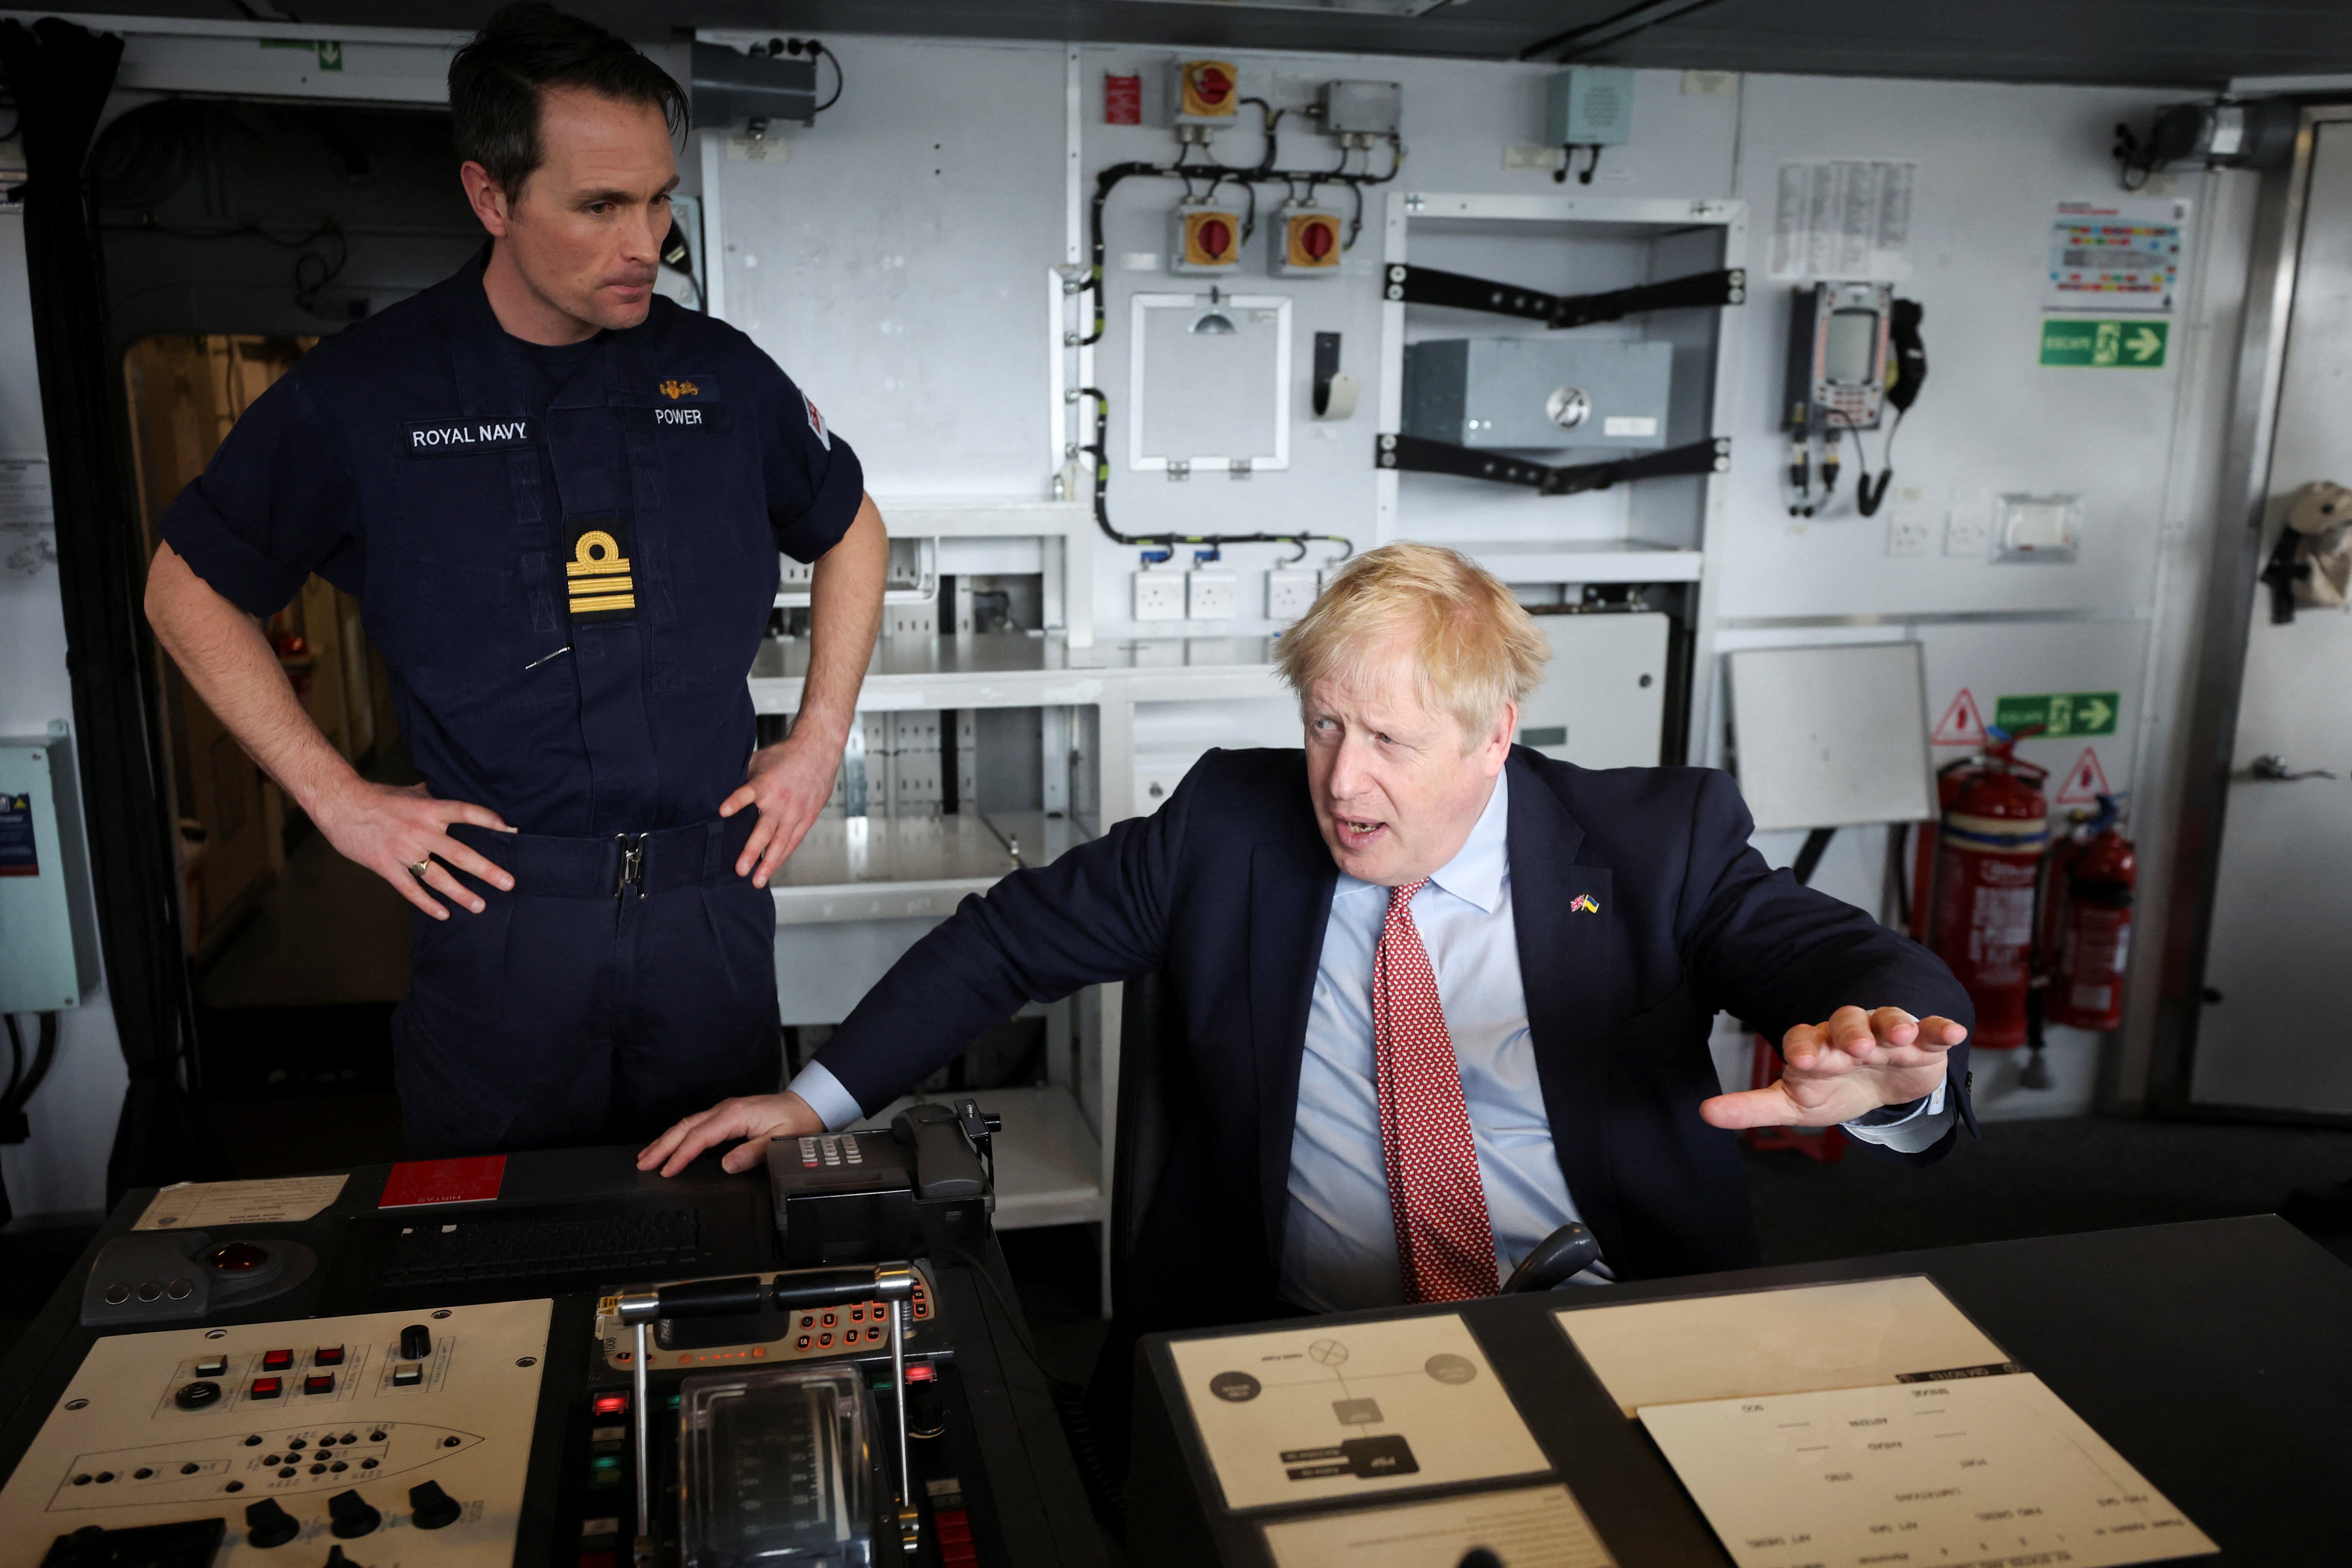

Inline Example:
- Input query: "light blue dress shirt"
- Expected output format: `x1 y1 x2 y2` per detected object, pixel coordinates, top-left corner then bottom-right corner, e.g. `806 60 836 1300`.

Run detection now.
792 768 1951 1311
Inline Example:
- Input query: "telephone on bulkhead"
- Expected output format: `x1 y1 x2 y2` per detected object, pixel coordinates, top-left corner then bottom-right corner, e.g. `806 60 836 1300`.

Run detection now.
1782 282 1928 517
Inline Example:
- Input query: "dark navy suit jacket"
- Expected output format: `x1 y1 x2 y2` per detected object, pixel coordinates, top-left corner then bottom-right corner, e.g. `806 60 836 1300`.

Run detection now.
815 746 1974 1319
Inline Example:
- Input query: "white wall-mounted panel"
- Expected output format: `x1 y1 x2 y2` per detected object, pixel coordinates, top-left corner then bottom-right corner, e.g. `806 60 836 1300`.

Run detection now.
702 34 1067 499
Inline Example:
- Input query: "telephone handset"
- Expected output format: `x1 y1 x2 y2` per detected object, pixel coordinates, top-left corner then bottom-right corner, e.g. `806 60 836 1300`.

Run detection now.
765 1098 1001 1267
1856 297 1927 517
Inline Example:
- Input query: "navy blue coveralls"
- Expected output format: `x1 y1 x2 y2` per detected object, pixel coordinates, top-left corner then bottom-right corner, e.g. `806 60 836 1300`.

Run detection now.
163 246 863 1156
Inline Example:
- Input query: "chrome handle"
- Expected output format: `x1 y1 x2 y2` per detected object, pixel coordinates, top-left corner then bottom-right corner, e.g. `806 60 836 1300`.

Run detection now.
2249 753 2339 781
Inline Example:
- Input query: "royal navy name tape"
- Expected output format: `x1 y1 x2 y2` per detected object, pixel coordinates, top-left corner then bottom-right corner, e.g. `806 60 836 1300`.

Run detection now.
643 404 728 431
405 419 535 456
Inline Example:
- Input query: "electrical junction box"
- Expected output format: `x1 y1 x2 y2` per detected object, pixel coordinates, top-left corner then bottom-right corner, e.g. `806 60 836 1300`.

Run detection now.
1135 748 1209 818
1186 564 1239 620
1171 202 1244 275
1173 58 1242 122
1403 338 1672 452
1544 67 1634 147
1318 80 1402 137
1514 613 1670 768
0 735 97 1012
1271 204 1343 277
1135 560 1186 621
1266 568 1320 621
690 41 816 130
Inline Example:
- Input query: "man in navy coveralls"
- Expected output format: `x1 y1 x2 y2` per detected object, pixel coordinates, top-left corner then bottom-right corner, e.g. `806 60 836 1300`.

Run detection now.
145 5 886 1156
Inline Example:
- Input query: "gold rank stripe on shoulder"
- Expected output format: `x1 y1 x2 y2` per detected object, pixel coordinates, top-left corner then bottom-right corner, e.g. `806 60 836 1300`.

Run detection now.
567 528 635 614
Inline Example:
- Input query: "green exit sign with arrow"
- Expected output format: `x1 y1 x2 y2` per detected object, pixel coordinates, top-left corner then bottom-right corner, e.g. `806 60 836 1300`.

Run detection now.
2040 319 2167 369
1993 691 2119 738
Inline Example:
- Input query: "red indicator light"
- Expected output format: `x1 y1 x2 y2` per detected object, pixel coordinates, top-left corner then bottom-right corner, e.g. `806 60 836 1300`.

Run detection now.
592 1394 626 1417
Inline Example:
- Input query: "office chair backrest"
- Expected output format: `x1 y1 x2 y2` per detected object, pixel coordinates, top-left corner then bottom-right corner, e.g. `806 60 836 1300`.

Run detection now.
1110 971 1190 1313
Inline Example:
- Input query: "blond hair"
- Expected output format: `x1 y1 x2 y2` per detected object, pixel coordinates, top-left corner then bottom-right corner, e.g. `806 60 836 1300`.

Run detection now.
1276 543 1550 742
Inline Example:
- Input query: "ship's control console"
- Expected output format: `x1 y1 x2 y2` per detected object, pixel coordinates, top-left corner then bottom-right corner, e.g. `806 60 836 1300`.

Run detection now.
0 1101 1107 1568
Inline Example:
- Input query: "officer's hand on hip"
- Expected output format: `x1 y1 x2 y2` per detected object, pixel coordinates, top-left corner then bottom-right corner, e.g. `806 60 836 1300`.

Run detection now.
1699 1006 1966 1130
313 778 517 920
638 1091 824 1177
722 728 839 887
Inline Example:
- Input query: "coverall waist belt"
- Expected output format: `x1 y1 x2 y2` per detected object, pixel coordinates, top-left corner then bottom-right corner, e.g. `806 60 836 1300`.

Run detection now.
448 812 758 898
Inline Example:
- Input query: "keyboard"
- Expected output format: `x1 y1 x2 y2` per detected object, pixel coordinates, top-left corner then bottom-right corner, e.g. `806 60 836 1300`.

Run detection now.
375 1203 702 1288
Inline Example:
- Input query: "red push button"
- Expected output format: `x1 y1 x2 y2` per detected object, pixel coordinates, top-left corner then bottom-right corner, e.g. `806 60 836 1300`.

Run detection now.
260 1350 293 1372
315 1347 345 1366
592 1393 627 1417
250 1378 283 1399
304 1374 335 1395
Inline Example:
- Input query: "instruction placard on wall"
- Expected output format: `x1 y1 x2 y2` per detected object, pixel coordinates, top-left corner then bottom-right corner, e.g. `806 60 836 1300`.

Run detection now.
1770 160 1916 281
2045 196 2188 313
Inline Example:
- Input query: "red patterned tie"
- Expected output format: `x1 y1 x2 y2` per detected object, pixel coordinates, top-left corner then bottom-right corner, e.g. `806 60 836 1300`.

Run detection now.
1374 879 1499 1302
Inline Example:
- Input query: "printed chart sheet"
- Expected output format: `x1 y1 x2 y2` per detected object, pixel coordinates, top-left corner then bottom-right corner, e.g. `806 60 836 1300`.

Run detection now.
1557 1276 2011 1418
132 1175 348 1231
1168 1313 1549 1512
1638 1373 2215 1568
1262 1485 1614 1568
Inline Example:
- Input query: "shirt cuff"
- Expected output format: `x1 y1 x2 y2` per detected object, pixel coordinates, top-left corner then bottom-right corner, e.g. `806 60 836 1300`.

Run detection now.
786 1060 866 1133
1841 1079 1952 1155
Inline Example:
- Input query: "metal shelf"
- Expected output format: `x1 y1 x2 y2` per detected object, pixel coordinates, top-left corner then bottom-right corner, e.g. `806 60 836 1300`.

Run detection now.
768 809 1095 925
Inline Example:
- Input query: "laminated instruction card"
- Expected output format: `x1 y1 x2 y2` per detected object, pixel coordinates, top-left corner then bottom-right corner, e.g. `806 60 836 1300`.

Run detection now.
1637 1374 2215 1568
1554 1278 2214 1568
1167 1312 1550 1512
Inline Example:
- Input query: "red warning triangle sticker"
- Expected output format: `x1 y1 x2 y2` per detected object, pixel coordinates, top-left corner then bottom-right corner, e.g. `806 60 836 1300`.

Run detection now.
1931 687 1988 746
2056 746 2111 805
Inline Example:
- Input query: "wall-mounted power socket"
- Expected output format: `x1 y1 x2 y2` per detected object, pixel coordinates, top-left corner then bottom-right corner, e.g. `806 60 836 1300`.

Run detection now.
1266 568 1320 621
1945 494 1994 558
1887 487 1936 557
1134 567 1186 621
1187 568 1239 620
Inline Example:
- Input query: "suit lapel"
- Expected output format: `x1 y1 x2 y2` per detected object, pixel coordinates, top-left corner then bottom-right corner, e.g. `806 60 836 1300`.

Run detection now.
1506 752 1625 1267
1249 824 1338 1257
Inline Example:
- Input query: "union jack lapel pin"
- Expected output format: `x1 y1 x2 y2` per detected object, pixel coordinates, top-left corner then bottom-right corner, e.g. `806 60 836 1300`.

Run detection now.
1570 893 1600 914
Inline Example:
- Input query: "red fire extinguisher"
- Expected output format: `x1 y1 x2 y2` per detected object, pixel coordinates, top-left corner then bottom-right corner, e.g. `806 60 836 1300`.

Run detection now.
1925 732 2049 1050
2048 796 2134 1031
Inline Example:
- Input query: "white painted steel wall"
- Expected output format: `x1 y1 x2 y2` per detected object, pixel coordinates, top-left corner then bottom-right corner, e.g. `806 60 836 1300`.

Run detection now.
706 40 2244 1117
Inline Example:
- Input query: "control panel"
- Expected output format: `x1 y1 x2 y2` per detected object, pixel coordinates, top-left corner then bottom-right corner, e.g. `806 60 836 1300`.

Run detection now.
592 1264 938 1372
0 1299 550 1568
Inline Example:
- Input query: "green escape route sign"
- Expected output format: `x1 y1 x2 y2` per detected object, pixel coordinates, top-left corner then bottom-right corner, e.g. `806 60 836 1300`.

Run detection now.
2040 319 2167 369
1993 691 2119 738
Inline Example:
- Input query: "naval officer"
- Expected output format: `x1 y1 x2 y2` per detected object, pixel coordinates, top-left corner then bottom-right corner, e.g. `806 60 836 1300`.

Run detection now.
144 4 886 1155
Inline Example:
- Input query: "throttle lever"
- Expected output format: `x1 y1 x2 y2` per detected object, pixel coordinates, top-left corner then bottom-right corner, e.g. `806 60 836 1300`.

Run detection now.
615 1262 925 1556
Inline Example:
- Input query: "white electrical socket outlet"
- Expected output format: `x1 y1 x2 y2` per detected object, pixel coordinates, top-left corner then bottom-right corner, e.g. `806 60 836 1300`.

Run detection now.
1134 569 1186 621
1187 570 1239 620
1887 486 1935 557
1502 145 1563 171
1266 568 1320 620
1946 496 1993 557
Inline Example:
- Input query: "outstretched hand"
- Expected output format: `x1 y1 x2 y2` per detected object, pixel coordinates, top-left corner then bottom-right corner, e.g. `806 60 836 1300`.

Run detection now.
1700 1006 1967 1131
635 1091 825 1177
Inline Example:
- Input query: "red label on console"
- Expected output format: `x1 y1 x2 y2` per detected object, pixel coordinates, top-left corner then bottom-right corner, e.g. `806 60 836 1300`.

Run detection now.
377 1155 506 1208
